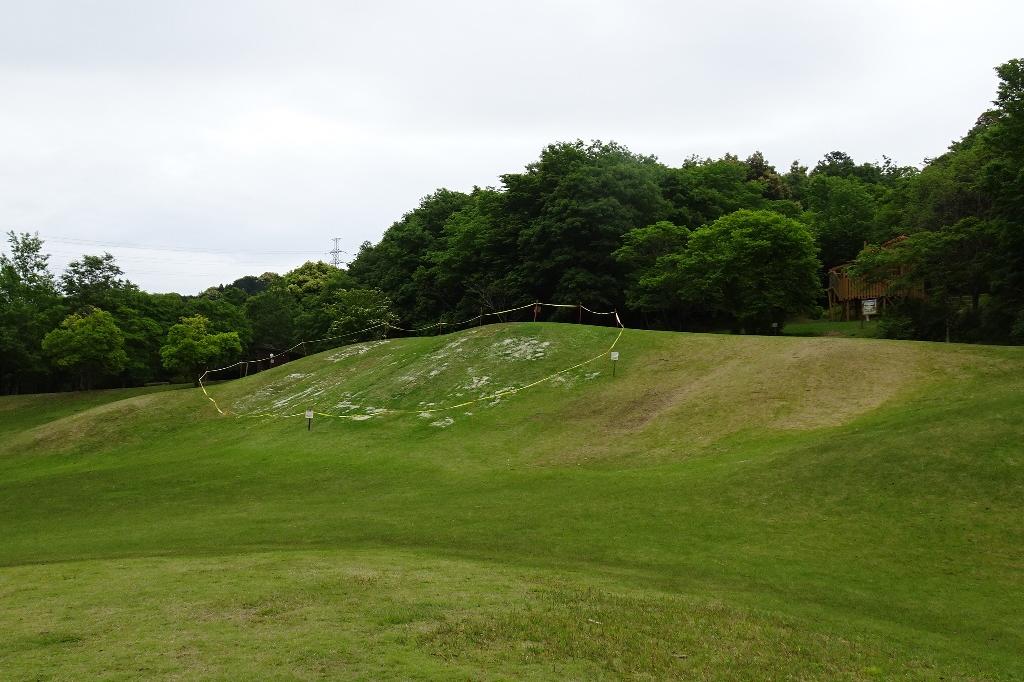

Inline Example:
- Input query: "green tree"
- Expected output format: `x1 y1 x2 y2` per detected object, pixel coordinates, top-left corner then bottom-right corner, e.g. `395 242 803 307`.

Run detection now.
246 285 300 349
660 155 763 233
870 58 1024 342
745 151 790 200
60 253 134 311
811 151 883 184
783 161 810 202
160 315 242 386
852 220 998 342
983 59 1024 339
120 317 165 382
0 231 65 393
504 140 668 307
185 290 252 348
675 209 821 333
42 308 128 390
613 221 691 326
122 291 187 383
230 274 272 296
419 188 525 320
112 293 166 385
803 174 882 270
325 288 397 339
347 190 471 323
283 261 351 305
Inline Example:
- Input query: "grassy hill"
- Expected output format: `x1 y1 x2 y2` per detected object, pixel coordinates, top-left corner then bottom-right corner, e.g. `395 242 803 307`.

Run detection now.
1 322 1022 680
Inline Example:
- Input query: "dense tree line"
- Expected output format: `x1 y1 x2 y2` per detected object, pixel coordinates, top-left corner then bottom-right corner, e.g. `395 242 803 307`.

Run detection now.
351 59 1024 342
851 59 1024 342
2 59 1022 394
0 248 392 393
342 144 901 329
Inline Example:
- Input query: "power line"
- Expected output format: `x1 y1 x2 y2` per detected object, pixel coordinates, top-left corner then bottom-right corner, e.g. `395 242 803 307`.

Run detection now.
43 249 304 267
40 234 327 256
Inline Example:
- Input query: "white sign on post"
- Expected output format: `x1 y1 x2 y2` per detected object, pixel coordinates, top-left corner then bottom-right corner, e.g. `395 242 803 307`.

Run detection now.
610 352 619 361
862 299 878 320
305 409 314 420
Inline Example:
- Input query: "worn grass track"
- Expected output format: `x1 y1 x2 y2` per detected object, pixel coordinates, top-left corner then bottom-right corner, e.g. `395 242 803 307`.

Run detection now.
1 323 1022 680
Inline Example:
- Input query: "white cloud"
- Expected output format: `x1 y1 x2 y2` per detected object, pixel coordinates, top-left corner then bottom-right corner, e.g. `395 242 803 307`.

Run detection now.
1 0 1022 292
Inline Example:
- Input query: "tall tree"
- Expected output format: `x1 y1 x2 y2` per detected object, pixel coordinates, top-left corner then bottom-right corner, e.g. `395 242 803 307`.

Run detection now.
61 253 133 311
852 220 997 342
745 151 790 200
983 59 1024 339
660 155 764 230
504 140 669 307
246 285 300 350
186 290 252 348
675 209 821 333
613 221 691 326
783 161 810 202
42 308 128 390
803 174 881 270
418 188 525 320
347 190 471 323
160 315 242 386
0 232 65 393
230 274 273 296
325 288 397 339
869 58 1024 342
811 151 883 184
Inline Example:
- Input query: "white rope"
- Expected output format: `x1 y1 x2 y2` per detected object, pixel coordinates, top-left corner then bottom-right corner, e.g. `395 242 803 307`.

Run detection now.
198 301 624 418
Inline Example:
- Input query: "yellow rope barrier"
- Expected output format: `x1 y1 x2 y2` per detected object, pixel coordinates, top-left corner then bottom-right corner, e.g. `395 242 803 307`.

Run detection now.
198 304 624 420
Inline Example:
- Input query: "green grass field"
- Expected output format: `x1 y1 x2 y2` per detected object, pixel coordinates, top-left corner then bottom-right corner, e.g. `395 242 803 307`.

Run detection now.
2 323 1022 680
783 319 880 338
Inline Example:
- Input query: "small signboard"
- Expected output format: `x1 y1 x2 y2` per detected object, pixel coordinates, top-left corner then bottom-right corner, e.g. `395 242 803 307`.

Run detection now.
610 352 619 361
305 409 314 420
862 299 878 318
305 408 314 431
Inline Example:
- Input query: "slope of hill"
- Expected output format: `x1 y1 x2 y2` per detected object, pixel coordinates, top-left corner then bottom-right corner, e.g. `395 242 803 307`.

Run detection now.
0 383 186 439
1 323 1022 680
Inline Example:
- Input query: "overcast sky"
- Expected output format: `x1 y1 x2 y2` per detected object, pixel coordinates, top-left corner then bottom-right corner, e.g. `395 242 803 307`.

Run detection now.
2 1 1022 294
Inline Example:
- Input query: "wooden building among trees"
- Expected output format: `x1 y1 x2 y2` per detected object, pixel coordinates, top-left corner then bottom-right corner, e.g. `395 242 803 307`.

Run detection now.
826 236 924 320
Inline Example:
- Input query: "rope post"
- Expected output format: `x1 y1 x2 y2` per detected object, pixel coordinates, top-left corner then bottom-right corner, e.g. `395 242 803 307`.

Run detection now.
533 304 539 322
578 302 582 324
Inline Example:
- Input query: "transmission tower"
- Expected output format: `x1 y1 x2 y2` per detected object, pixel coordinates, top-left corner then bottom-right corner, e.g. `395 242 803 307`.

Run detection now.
329 237 344 267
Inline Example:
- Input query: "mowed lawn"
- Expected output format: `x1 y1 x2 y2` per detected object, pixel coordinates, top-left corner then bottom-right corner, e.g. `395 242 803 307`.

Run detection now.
1 323 1022 680
783 318 880 338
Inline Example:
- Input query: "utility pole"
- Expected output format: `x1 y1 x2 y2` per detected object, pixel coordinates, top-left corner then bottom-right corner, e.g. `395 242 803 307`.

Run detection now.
329 237 344 268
